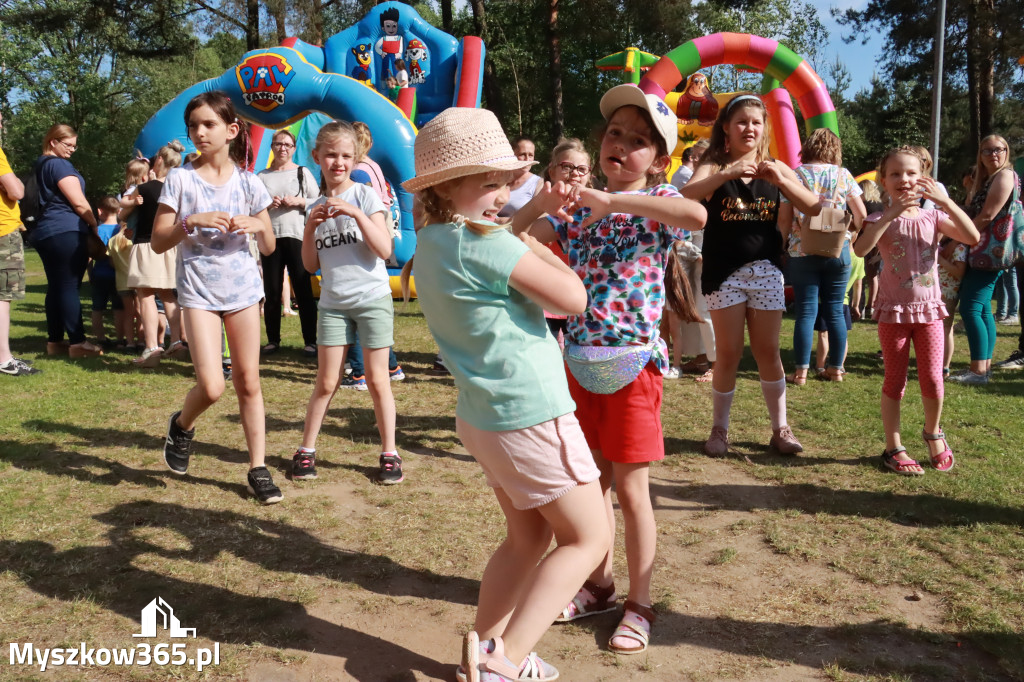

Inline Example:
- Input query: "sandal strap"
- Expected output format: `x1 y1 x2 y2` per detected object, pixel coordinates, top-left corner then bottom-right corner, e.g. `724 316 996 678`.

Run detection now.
612 619 650 645
583 579 616 605
623 599 657 625
922 428 946 441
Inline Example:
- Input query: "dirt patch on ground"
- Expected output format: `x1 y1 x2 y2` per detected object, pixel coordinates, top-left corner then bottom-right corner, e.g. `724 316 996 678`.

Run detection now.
251 457 1009 682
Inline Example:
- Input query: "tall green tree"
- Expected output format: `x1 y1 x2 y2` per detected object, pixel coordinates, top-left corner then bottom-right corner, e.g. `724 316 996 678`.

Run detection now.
836 0 1024 147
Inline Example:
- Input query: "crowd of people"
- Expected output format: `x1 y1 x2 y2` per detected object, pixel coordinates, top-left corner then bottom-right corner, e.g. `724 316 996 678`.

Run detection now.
0 86 1021 681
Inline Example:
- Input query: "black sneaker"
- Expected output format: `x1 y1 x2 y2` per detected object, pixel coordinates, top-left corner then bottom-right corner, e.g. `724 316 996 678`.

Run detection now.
995 348 1024 370
163 411 195 475
377 452 404 485
247 466 283 504
291 450 318 480
0 359 40 376
222 361 232 381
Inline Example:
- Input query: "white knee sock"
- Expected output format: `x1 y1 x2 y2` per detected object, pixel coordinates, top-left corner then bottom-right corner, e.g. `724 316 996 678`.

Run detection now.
760 377 787 430
712 388 735 430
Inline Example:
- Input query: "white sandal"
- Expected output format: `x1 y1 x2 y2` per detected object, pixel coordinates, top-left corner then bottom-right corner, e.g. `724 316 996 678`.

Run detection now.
608 600 656 655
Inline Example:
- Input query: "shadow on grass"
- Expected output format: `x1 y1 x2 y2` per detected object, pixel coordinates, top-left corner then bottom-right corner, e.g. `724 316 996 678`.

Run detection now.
0 535 459 680
657 479 1024 527
568 608 1017 681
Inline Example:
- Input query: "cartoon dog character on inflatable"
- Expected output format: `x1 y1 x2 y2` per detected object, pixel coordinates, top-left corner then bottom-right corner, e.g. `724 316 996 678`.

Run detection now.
405 39 428 84
350 43 373 83
676 72 719 126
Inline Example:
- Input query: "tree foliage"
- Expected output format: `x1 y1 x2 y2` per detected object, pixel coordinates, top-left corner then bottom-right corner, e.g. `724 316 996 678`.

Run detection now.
1 0 1021 199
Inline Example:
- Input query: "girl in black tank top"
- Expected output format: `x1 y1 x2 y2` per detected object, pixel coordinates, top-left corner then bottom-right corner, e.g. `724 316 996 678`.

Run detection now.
680 95 821 459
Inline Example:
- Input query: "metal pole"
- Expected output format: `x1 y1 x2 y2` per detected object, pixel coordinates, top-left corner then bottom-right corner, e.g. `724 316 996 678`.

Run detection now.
930 0 947 179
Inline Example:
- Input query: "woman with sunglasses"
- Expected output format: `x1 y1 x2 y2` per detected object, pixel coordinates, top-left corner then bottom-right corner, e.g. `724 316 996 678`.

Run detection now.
34 124 103 357
949 135 1018 384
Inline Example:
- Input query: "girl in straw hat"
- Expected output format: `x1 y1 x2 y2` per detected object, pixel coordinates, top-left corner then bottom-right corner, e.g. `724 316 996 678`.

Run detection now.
403 106 609 682
513 83 707 655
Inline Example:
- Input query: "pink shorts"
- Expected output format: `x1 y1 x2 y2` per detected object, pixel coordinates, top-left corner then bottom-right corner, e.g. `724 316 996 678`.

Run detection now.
566 363 665 464
456 413 600 510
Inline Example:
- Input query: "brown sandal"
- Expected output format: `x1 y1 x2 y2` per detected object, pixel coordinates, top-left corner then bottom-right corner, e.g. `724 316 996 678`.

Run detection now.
554 579 617 622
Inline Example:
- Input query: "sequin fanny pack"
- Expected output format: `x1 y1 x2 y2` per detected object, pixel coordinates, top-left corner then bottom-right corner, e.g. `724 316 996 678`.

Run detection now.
564 342 655 395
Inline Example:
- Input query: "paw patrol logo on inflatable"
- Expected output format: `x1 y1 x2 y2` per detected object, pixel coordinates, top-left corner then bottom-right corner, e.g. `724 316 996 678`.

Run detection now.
236 54 296 112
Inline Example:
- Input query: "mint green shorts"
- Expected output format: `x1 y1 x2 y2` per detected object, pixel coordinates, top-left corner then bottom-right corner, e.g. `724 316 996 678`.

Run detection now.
317 293 395 348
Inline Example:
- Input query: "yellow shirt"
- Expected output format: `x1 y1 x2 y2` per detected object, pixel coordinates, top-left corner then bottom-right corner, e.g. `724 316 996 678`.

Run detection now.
0 148 22 238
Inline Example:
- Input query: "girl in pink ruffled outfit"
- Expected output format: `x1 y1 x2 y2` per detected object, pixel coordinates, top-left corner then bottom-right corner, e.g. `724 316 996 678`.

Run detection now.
854 147 979 475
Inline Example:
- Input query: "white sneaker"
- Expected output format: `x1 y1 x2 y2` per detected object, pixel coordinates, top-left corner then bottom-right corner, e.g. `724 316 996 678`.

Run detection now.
947 370 989 385
999 315 1019 326
664 366 680 379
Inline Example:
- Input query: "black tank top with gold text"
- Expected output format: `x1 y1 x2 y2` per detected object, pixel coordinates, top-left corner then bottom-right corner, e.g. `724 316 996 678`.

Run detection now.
701 177 782 294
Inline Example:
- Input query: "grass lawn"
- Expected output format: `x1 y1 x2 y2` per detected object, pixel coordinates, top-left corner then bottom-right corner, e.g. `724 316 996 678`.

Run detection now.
1 248 1022 681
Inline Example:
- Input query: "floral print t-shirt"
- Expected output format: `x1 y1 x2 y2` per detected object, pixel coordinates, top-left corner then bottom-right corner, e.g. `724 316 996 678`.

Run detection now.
547 184 688 371
787 163 862 257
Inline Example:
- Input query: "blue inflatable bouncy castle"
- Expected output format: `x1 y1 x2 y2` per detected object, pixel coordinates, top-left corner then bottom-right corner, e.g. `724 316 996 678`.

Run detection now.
134 2 486 273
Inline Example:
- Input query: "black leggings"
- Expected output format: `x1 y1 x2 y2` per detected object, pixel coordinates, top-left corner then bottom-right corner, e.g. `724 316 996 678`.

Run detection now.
261 236 316 346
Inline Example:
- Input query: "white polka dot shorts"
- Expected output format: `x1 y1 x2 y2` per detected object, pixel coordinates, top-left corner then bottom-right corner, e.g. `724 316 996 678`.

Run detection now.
705 260 786 312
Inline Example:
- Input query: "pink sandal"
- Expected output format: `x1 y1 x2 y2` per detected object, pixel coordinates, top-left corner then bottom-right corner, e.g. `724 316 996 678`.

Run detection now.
923 429 955 472
458 632 559 682
608 600 656 654
554 579 617 623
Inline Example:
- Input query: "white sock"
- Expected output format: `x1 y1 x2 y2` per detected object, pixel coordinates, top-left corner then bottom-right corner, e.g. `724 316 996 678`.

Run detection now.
760 377 787 430
712 388 735 430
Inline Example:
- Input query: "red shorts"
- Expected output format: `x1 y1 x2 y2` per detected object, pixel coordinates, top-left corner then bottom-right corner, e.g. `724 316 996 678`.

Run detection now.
566 363 664 464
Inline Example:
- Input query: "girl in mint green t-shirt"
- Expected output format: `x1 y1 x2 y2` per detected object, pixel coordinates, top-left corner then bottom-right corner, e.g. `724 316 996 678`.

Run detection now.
403 107 609 682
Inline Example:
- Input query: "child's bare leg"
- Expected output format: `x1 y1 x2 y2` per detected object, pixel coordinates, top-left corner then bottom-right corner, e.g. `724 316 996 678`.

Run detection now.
612 462 655 607
159 290 182 345
302 345 347 450
816 331 828 371
584 452 615 588
747 308 784 382
178 308 228 430
475 492 553 641
364 346 397 452
709 303 748 393
137 289 159 349
495 481 609 666
224 304 265 468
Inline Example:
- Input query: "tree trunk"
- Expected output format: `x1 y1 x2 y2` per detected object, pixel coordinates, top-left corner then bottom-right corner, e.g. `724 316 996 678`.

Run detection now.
246 0 260 50
308 0 325 46
965 0 981 148
977 0 995 138
441 0 453 34
547 0 563 142
470 0 504 120
270 0 287 45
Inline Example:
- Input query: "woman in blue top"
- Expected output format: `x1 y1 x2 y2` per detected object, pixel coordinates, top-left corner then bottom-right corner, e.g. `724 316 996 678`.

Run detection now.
34 124 103 358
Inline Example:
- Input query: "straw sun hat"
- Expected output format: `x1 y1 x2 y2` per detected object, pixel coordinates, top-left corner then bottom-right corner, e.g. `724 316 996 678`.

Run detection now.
402 107 534 192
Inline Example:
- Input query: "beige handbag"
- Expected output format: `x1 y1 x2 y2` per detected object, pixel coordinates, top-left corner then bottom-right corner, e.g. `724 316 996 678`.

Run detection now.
799 172 852 258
